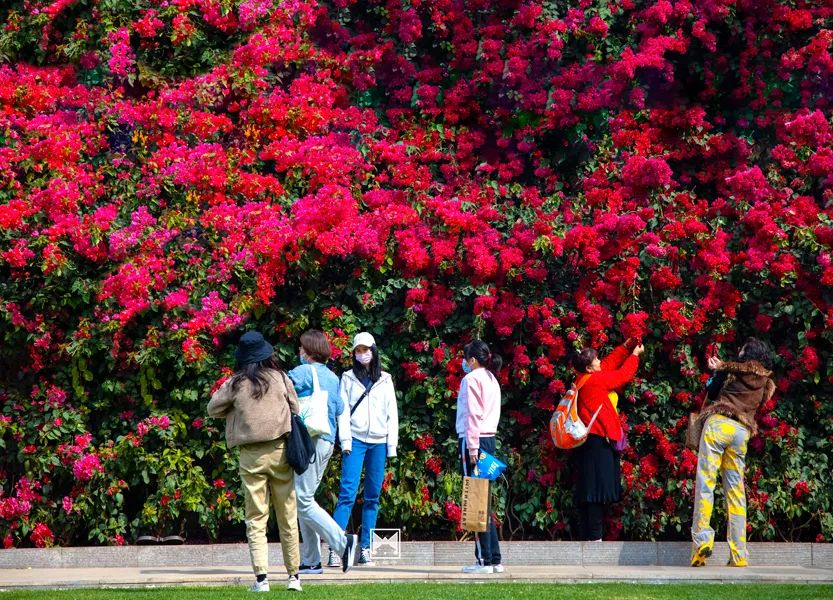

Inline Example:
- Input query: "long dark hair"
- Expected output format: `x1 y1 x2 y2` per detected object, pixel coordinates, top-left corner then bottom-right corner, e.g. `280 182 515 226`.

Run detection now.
352 344 381 383
232 356 282 400
464 340 502 375
740 337 773 370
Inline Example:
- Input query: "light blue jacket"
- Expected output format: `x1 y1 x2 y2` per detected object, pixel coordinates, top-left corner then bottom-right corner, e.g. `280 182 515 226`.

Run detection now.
287 362 342 443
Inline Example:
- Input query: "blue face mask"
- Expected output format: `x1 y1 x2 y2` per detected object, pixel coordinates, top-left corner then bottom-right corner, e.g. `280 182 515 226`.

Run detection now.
462 358 472 374
299 353 309 365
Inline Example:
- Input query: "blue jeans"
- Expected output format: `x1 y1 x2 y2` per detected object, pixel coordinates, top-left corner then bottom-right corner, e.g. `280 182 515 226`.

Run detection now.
333 439 387 549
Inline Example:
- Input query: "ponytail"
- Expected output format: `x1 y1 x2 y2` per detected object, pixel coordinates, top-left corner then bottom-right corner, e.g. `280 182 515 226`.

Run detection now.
464 340 502 375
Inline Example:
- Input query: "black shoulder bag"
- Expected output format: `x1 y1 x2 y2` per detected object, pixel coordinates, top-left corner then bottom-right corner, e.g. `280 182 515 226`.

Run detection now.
350 385 373 416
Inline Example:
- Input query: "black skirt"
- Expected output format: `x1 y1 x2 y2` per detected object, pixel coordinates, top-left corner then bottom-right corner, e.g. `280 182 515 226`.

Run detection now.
573 434 622 505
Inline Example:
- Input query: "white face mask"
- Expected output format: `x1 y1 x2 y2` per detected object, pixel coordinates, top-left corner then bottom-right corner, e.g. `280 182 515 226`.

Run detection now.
355 350 373 365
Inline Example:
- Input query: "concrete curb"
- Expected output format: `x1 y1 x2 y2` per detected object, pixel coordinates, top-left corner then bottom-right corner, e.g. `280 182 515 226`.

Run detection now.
0 541 831 569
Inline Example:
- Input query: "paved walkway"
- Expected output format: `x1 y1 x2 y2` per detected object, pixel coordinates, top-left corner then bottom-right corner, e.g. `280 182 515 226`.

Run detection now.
2 564 832 589
2 542 832 589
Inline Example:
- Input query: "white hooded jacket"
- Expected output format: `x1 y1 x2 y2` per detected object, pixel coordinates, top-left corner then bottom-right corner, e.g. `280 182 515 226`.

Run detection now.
338 369 399 457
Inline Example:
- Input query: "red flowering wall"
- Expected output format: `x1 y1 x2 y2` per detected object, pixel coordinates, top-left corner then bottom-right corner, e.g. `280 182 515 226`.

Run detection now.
1 0 832 547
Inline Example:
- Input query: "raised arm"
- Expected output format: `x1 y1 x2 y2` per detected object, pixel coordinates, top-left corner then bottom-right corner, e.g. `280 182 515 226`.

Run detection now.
207 379 234 417
600 345 632 371
592 354 640 390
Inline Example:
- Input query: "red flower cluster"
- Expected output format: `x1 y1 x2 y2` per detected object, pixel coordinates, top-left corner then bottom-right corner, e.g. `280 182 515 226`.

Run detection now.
414 434 435 451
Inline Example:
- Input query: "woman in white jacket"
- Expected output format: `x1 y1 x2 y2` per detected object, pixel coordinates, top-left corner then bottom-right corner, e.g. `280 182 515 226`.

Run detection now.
330 332 398 567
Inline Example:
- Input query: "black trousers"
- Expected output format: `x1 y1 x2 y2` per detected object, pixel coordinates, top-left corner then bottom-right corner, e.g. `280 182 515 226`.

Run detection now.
577 502 606 541
459 436 502 566
573 434 621 541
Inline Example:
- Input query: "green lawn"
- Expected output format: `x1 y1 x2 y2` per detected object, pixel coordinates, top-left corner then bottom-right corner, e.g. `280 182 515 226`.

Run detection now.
1 584 831 600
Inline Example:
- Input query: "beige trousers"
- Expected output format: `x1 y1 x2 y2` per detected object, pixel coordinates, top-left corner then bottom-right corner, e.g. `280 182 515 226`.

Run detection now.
239 437 299 576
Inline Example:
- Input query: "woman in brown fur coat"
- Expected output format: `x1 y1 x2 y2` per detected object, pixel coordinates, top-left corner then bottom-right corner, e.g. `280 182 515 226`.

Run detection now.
690 338 775 568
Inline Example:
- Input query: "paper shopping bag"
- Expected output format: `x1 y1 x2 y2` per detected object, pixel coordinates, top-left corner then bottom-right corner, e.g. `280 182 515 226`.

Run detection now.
461 475 489 532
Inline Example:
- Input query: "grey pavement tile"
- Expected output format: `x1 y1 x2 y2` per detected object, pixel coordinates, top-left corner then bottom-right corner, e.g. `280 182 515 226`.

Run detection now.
582 541 657 565
812 543 833 568
0 548 62 569
749 542 812 567
432 541 475 565
373 541 433 566
138 544 252 567
657 542 690 566
61 546 138 568
502 542 583 566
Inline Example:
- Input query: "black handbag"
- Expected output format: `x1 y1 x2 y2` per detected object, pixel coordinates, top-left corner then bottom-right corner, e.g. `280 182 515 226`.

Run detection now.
279 371 316 475
286 413 316 475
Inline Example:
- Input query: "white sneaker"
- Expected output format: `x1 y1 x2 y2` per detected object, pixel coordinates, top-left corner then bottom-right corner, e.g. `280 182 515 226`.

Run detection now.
326 548 342 568
492 564 505 573
462 564 494 574
287 574 302 592
358 547 374 565
249 579 270 592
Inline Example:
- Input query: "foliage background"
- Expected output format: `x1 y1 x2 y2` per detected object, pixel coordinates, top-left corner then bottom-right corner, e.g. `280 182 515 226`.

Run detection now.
1 0 832 547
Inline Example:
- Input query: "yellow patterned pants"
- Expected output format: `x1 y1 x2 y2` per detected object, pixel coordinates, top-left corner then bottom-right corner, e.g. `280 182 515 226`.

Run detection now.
691 414 750 566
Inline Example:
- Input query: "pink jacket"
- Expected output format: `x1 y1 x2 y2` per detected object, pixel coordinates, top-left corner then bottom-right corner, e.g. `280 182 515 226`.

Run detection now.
456 368 501 451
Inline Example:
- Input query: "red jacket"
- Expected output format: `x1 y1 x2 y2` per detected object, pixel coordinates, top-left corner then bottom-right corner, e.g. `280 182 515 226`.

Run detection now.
575 345 639 442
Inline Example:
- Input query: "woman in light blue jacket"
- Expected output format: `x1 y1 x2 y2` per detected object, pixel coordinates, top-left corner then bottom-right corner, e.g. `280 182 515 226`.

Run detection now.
287 331 357 574
330 332 398 567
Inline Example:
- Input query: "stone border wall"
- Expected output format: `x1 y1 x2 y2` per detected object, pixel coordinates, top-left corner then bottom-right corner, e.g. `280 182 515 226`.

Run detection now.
1 542 830 569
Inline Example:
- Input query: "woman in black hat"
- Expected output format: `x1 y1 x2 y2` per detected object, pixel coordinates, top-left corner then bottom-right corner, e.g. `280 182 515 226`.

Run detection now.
208 331 302 592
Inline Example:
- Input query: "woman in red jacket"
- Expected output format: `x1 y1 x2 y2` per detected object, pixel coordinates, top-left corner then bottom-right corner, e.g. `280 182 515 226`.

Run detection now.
572 339 644 541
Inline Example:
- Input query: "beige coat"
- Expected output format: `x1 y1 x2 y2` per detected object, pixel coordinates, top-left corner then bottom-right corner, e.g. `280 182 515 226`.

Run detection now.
207 369 299 448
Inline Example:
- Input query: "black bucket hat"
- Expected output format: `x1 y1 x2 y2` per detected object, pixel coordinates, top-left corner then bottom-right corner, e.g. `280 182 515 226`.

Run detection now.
235 331 273 366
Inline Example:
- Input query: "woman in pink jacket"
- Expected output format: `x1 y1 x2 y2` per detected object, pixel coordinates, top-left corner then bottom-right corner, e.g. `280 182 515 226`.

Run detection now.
456 340 503 574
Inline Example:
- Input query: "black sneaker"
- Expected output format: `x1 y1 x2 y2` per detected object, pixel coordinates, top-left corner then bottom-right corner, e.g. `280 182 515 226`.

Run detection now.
298 563 323 575
342 534 358 573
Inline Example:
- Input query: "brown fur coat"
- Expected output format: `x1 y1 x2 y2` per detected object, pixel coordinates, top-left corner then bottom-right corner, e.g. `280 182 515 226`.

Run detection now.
700 360 775 436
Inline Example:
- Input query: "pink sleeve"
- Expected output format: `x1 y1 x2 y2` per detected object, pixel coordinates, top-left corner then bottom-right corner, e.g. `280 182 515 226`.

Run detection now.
465 376 484 451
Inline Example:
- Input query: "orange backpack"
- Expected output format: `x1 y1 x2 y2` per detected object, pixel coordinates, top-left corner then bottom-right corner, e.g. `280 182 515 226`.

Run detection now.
550 374 603 450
